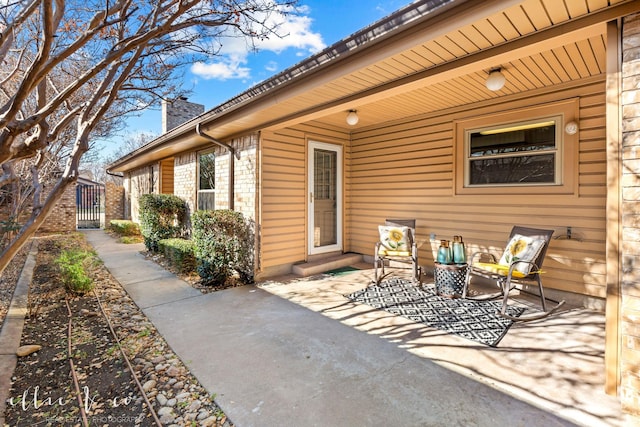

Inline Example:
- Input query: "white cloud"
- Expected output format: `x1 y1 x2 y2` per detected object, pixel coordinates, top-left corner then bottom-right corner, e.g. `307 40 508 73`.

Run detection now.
190 5 325 81
191 59 251 81
254 14 325 54
265 61 278 72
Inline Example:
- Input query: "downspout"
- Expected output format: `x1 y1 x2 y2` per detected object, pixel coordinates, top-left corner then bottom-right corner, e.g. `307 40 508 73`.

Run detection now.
195 123 235 210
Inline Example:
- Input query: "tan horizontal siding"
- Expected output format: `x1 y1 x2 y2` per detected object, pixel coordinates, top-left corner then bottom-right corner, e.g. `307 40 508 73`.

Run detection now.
348 79 607 298
260 128 306 267
578 97 606 207
260 126 349 271
257 79 607 298
160 158 174 194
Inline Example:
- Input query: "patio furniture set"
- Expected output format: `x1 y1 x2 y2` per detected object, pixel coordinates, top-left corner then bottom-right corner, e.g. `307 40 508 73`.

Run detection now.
374 219 565 321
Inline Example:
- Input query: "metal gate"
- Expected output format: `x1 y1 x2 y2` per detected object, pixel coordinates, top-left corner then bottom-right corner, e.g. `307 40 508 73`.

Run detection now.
76 184 104 229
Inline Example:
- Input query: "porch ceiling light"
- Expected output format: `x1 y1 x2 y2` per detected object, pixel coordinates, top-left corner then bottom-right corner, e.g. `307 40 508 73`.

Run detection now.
346 110 359 126
485 68 506 91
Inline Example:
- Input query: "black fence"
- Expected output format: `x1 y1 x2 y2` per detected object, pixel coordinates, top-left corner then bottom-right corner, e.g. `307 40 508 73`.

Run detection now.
76 184 104 229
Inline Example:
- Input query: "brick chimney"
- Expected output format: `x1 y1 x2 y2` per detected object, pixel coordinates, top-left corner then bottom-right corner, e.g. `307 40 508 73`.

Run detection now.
162 97 205 133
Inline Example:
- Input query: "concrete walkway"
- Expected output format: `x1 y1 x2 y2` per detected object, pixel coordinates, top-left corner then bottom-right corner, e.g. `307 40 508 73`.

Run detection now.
82 230 606 427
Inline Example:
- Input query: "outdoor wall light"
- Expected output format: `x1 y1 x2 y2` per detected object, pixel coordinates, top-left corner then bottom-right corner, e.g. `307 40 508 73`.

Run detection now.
565 121 578 135
485 68 506 91
346 110 359 126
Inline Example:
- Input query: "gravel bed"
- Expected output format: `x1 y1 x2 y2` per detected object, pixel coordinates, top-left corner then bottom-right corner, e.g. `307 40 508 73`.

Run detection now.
95 267 233 426
4 234 234 426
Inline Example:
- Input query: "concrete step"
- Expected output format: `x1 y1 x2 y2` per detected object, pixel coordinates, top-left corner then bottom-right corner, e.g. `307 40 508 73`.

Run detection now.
293 253 363 277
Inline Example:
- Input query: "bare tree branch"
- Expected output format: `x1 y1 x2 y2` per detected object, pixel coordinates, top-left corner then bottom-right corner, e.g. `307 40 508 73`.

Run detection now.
0 0 300 274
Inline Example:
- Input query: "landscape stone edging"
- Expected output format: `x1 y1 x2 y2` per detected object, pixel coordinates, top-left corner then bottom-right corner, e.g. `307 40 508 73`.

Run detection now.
0 241 38 426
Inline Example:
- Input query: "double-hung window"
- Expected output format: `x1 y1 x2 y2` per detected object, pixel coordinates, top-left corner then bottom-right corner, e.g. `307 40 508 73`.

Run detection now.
197 149 215 210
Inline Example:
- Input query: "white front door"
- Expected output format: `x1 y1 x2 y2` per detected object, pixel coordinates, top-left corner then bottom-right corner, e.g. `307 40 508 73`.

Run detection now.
308 141 342 255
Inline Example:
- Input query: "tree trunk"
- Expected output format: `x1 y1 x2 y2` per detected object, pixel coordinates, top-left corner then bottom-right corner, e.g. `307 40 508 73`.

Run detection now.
0 175 75 274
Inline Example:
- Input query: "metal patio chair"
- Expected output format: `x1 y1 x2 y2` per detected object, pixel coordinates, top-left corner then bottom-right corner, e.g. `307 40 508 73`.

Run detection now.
374 219 420 282
462 225 565 321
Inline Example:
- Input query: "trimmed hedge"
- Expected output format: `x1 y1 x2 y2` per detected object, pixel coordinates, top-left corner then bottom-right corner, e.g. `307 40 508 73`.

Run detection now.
109 220 141 237
158 238 196 274
139 194 187 252
192 210 254 286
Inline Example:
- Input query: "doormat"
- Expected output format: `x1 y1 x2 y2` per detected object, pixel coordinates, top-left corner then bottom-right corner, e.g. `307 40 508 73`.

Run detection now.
346 277 524 347
324 266 361 276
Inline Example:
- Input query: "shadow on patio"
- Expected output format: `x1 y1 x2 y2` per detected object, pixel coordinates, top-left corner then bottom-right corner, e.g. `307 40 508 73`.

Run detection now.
258 264 627 427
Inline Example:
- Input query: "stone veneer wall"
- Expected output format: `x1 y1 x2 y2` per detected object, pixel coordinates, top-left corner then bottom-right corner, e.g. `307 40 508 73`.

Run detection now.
174 152 197 216
38 183 76 233
162 98 205 133
0 181 75 241
172 133 258 221
232 134 258 220
214 147 229 211
123 140 256 228
621 12 640 416
123 175 131 220
105 182 124 225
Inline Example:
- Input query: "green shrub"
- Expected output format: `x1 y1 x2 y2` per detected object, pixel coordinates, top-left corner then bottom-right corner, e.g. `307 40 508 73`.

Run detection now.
192 210 255 286
55 249 100 294
109 220 141 237
139 194 188 252
120 235 142 244
158 238 196 274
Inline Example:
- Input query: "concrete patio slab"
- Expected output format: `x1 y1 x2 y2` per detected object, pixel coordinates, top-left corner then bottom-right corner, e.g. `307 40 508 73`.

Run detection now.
260 267 629 427
82 230 631 427
144 285 577 427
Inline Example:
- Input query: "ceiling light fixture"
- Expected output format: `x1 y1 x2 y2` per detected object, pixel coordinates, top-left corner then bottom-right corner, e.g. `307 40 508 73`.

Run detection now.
346 110 359 126
485 68 506 91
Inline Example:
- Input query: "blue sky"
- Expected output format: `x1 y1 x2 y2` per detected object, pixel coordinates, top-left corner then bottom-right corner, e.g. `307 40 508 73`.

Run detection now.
97 0 413 158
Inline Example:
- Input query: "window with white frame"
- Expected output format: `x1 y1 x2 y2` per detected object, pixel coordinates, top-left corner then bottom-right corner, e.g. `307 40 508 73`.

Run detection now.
454 99 578 195
465 117 561 187
197 149 215 210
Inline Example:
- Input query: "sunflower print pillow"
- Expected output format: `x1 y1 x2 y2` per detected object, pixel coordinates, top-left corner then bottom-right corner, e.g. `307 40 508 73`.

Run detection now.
498 234 545 275
378 226 412 253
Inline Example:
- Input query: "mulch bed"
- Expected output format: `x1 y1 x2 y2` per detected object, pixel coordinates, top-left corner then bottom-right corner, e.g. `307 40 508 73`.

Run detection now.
142 250 244 294
4 234 233 426
0 241 31 332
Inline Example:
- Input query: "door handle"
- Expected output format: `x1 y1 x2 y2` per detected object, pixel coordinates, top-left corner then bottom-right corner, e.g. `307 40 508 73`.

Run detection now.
310 192 313 203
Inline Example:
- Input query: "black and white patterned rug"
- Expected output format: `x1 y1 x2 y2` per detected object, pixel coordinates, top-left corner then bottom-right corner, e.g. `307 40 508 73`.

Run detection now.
346 278 524 347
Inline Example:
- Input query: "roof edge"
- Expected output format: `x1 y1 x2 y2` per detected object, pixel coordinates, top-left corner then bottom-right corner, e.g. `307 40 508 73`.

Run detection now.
107 0 461 172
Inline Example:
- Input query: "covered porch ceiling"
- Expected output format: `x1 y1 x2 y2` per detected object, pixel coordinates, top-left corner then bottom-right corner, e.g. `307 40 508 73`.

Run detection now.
254 0 621 133
109 0 638 172
208 0 637 136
